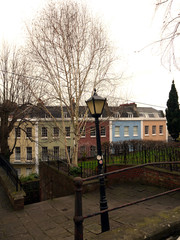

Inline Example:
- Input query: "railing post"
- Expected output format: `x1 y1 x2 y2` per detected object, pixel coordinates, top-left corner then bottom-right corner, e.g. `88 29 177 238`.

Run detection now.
74 177 83 240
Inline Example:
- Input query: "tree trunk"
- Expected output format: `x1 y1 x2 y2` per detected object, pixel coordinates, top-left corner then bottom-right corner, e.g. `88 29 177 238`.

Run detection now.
0 111 11 161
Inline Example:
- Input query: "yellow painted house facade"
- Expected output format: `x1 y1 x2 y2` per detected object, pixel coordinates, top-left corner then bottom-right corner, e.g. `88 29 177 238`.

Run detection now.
8 120 39 177
8 117 75 177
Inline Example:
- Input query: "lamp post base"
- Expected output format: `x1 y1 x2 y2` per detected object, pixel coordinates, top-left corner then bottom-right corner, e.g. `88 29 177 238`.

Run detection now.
99 174 110 232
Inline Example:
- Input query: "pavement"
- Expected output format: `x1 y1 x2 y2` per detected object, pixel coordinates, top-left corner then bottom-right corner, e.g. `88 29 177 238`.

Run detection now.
1 183 180 240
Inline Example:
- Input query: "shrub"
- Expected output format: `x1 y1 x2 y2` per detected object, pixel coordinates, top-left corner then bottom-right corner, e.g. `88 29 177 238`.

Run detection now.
20 173 39 183
69 166 81 177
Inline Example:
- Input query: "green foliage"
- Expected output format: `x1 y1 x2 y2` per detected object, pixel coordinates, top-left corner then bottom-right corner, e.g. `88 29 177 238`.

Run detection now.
69 166 81 177
166 80 180 141
20 173 39 183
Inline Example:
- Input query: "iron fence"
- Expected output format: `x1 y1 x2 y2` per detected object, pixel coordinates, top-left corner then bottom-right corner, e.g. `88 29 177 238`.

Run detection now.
79 141 180 177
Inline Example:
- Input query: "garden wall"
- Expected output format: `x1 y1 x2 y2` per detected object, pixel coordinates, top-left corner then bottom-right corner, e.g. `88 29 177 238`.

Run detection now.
40 162 180 202
40 162 74 201
22 180 40 205
39 162 99 201
107 165 180 189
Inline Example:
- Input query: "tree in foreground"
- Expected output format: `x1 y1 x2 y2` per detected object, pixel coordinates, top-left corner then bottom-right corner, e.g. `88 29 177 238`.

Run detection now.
0 43 41 160
166 80 180 141
26 0 121 166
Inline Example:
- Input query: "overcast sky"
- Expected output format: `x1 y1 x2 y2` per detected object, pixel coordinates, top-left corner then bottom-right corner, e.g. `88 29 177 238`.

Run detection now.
0 0 179 110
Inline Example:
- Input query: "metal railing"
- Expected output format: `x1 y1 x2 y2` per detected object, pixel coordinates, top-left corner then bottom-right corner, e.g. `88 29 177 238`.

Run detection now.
74 161 180 240
0 154 21 191
79 145 180 178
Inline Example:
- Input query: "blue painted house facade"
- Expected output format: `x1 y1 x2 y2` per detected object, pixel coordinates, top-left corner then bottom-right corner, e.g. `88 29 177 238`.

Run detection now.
110 119 142 142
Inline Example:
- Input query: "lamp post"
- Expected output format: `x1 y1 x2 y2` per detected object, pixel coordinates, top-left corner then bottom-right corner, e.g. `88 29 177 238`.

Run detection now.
86 89 110 232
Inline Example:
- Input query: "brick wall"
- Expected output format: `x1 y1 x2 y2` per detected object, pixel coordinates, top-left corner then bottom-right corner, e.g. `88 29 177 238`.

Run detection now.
39 162 100 201
106 165 180 189
39 162 75 201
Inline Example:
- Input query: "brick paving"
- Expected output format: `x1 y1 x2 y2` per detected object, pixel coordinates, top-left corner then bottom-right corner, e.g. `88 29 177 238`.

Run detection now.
1 183 180 240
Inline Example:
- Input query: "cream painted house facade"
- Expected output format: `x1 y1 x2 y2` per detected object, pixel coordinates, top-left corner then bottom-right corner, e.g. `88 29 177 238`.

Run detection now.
8 119 39 177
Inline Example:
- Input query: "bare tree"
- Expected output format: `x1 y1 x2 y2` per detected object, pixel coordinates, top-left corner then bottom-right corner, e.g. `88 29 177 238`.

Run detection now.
0 43 39 160
155 0 180 70
26 0 121 166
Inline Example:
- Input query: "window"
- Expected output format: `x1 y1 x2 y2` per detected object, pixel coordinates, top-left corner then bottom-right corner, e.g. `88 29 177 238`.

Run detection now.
90 146 96 157
65 127 70 137
54 146 59 160
90 127 96 137
80 127 85 137
145 126 149 135
115 126 120 137
139 112 145 117
15 128 21 138
26 168 32 176
53 127 59 137
64 112 68 118
80 146 86 157
152 125 156 135
114 112 120 118
26 147 32 161
148 113 155 118
42 147 48 161
133 126 138 136
26 127 32 138
101 126 106 136
15 147 21 161
41 127 47 137
159 125 163 135
124 126 129 137
16 168 21 177
127 112 133 118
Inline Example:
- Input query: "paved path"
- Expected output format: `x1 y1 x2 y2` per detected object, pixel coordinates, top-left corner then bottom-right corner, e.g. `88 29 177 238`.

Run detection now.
1 183 180 240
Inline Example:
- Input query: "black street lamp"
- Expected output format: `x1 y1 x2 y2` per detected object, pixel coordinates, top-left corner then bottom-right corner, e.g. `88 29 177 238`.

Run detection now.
86 89 110 232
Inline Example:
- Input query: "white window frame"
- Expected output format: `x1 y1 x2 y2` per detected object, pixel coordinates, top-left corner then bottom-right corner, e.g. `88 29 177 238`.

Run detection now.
159 125 163 135
145 126 149 135
114 126 120 137
133 126 138 136
42 147 48 161
15 147 21 161
53 127 59 137
124 126 129 137
54 146 60 160
80 127 86 137
152 125 156 135
15 127 21 138
114 112 120 118
26 127 32 138
26 147 32 161
127 112 133 118
90 127 96 137
100 126 106 137
41 127 48 138
65 127 70 138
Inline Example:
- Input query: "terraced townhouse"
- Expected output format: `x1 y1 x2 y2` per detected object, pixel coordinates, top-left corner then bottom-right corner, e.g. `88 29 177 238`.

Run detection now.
7 103 167 176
